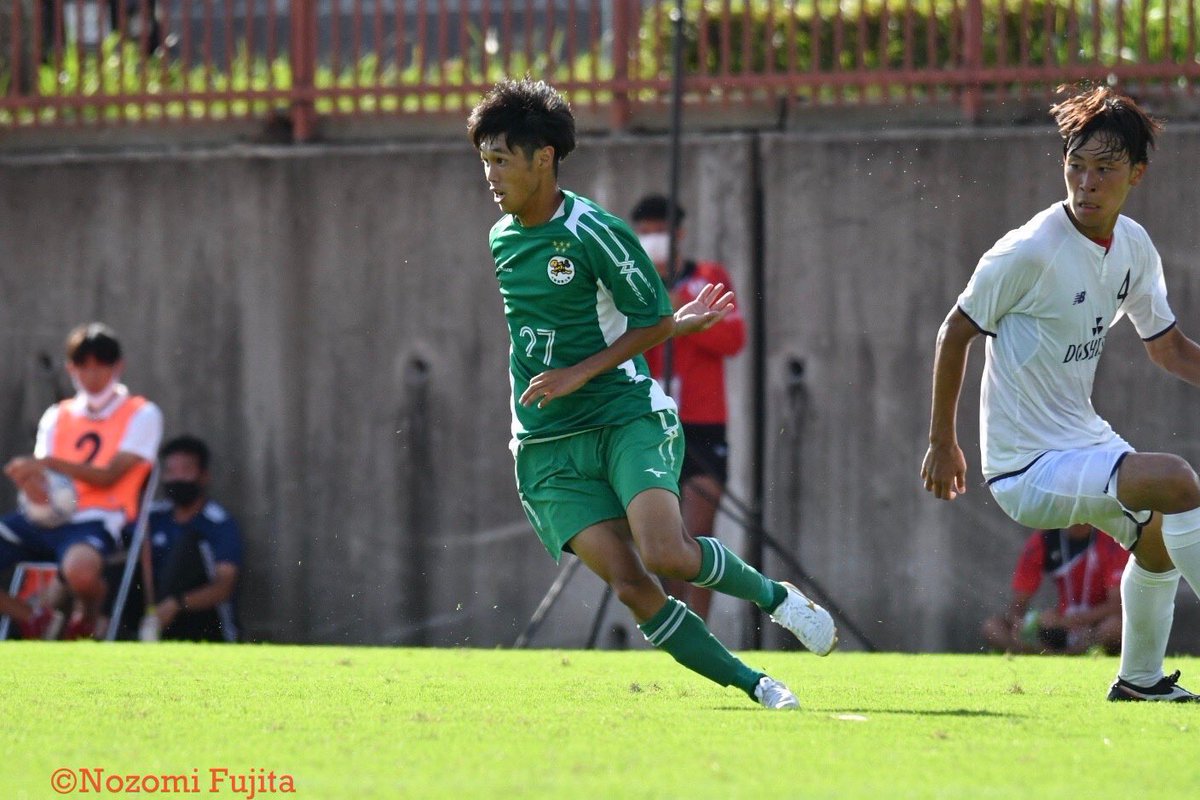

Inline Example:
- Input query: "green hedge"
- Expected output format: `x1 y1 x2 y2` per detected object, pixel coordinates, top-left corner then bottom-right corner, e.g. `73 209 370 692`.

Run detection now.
2 1 1194 125
637 0 1197 76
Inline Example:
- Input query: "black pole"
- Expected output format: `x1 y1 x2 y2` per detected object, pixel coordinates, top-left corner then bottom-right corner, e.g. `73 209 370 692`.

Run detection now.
514 558 583 648
746 135 767 650
661 0 686 393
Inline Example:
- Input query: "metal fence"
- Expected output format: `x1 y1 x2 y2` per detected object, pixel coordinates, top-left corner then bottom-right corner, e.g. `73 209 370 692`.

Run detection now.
1 0 1198 140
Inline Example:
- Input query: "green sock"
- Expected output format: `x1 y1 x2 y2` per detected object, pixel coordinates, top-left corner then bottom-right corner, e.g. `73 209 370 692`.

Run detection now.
638 597 762 699
692 537 787 612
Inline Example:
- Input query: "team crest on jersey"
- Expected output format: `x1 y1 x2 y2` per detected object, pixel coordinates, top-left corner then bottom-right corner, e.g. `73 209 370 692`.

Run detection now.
547 256 576 285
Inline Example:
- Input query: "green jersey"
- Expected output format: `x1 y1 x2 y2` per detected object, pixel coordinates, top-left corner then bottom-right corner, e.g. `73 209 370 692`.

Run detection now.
490 189 676 445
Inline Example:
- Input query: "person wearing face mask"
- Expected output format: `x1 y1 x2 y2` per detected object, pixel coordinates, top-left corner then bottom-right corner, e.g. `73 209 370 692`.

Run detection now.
630 195 746 622
1 322 163 640
140 435 243 642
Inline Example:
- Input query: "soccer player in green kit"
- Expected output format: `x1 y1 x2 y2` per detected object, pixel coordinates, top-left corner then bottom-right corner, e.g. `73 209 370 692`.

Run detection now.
469 79 837 709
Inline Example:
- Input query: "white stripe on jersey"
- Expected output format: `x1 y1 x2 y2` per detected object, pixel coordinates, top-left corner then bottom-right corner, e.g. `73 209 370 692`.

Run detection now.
564 197 655 303
594 279 676 414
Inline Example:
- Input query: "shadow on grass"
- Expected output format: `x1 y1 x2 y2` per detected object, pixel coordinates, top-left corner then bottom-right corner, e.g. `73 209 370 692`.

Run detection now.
711 706 1022 718
823 707 1022 718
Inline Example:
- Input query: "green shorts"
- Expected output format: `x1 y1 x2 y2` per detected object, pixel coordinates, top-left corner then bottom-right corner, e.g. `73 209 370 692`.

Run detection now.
515 410 684 561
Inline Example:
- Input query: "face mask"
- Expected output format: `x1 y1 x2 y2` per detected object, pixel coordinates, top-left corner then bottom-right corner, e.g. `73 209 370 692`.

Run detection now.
638 232 670 265
71 375 119 410
163 480 203 507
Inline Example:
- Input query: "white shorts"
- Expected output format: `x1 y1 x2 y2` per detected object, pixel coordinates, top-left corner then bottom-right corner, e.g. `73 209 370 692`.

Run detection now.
987 441 1151 550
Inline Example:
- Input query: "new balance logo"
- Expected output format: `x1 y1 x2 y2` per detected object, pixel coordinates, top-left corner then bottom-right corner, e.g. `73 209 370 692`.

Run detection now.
644 467 666 477
1073 291 1086 305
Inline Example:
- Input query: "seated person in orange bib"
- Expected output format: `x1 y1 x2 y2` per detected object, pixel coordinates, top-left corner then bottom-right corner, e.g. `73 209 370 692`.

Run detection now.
981 523 1128 655
0 323 163 640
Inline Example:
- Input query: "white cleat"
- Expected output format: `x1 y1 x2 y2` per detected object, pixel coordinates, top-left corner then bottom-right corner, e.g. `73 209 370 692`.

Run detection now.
754 676 800 710
769 581 838 656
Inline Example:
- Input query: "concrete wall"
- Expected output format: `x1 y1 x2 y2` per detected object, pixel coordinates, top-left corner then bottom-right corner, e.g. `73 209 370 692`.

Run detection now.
1 124 1197 651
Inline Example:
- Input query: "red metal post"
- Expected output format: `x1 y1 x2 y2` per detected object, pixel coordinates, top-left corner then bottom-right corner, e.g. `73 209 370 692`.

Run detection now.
10 0 23 98
962 0 984 121
610 0 632 130
291 0 318 141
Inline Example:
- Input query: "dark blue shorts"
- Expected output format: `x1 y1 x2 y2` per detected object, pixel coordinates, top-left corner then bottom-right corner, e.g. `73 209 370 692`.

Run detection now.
0 511 116 571
681 423 729 484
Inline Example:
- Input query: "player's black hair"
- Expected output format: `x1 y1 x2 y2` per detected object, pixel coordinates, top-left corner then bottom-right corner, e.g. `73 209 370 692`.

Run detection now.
467 78 576 171
1051 85 1162 165
161 434 211 472
630 194 686 226
65 322 122 365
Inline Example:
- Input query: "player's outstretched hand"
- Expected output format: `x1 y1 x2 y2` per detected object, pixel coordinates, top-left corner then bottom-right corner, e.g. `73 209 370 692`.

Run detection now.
674 282 735 336
921 442 967 501
520 365 591 409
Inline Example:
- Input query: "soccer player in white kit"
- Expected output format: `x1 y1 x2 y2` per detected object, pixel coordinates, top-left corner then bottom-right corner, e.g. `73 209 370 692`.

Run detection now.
922 86 1200 701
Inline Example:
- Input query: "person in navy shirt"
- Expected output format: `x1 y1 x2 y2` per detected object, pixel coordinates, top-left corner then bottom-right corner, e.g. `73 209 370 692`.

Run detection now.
144 435 243 642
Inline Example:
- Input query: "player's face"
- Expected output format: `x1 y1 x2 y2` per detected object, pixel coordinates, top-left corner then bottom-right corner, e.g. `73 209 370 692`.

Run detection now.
67 355 121 394
478 137 553 223
1063 134 1146 239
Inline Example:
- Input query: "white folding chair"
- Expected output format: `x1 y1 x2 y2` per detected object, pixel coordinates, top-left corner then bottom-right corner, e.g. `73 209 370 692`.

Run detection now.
104 463 159 641
0 463 159 641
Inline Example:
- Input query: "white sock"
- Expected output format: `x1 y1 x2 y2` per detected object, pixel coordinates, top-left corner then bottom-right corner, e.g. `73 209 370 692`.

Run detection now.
1118 559 1179 687
1161 506 1200 597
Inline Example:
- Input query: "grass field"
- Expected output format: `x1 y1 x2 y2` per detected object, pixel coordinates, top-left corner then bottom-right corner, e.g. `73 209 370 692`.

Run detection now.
2 644 1198 799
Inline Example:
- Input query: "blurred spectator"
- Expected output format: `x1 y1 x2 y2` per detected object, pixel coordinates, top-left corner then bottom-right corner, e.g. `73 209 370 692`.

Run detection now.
107 0 163 55
631 194 746 621
981 523 1128 655
0 322 162 640
140 434 242 642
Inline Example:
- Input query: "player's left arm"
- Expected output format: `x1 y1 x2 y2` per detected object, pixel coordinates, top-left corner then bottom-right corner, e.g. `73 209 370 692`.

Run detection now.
1144 326 1200 386
158 563 240 628
520 316 675 408
675 266 745 352
523 280 734 408
673 282 736 337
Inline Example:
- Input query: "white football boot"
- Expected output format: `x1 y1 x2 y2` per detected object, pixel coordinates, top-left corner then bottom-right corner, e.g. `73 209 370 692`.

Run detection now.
769 581 838 656
754 676 800 710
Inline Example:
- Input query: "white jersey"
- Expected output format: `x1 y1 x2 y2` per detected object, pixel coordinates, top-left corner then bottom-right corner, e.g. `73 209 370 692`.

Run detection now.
957 203 1175 479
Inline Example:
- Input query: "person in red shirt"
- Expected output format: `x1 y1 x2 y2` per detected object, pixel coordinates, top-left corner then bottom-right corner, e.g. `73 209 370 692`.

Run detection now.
981 523 1128 654
631 195 746 620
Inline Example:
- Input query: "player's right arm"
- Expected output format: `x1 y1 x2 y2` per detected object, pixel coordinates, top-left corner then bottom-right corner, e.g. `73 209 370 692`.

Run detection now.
921 307 980 500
